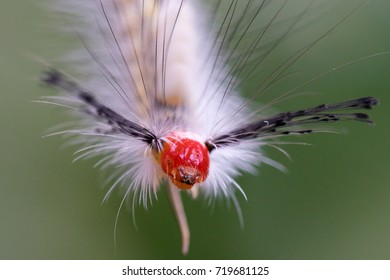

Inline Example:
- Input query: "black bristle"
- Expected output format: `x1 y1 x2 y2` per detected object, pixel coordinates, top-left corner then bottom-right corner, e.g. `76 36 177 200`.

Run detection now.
207 96 379 150
41 69 61 85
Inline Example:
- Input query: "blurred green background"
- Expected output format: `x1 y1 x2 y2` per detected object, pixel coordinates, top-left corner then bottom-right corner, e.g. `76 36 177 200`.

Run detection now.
1 0 389 259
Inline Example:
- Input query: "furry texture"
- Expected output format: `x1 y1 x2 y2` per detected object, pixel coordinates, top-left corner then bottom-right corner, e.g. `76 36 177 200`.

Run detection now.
41 0 378 254
43 0 378 205
45 0 265 205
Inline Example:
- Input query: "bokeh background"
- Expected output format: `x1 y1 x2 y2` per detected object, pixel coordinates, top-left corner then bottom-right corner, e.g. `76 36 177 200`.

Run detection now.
1 0 389 259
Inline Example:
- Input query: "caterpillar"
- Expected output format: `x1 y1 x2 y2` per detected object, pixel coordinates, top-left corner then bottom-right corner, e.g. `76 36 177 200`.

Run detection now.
40 0 379 255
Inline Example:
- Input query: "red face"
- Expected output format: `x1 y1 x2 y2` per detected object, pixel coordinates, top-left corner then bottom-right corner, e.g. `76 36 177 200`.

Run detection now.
160 133 210 190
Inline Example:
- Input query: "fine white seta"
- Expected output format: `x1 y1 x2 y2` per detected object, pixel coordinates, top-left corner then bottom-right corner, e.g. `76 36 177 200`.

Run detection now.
40 0 379 255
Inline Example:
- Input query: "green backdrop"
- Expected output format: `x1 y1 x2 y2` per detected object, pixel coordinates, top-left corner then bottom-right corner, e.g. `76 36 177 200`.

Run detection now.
1 0 389 259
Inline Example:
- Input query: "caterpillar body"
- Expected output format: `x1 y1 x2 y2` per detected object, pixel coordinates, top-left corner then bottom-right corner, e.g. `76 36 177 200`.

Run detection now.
40 0 378 255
